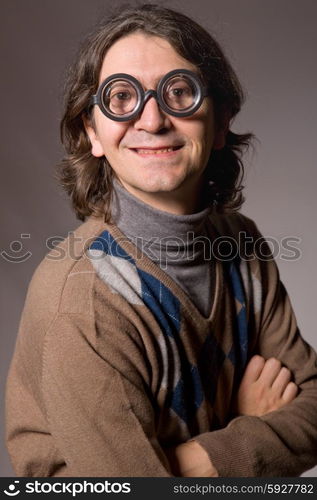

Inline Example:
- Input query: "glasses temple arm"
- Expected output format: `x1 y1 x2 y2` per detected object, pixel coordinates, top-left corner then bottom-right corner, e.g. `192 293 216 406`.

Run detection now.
89 95 98 107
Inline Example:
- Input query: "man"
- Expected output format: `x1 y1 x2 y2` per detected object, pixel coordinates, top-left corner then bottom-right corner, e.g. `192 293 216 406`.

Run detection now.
5 4 317 477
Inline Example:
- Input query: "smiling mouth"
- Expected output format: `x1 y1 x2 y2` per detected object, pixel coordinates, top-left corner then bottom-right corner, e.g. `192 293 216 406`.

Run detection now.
130 145 183 155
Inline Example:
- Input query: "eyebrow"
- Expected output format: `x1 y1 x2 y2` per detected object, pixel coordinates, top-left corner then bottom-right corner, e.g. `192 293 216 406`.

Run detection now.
100 73 163 88
100 69 200 87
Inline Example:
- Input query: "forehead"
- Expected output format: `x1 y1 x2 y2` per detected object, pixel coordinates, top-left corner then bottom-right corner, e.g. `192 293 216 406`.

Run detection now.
99 32 197 84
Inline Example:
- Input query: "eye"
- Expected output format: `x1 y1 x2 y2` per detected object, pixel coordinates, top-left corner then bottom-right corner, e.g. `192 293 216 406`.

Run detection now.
111 90 132 101
167 84 192 99
163 77 196 110
171 87 189 97
103 80 137 115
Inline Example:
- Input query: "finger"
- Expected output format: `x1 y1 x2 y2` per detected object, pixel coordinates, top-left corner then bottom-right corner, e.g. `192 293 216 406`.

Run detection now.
282 382 298 404
271 366 292 396
259 357 282 386
241 355 265 384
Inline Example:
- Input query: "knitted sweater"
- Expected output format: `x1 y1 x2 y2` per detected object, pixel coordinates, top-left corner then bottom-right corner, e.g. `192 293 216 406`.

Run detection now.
5 213 317 477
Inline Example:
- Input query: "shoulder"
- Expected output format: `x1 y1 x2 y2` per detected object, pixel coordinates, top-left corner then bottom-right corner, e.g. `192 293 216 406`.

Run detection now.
24 216 108 320
11 217 116 395
208 211 278 294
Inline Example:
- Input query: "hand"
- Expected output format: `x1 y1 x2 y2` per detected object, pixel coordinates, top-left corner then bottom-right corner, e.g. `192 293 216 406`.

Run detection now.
165 440 219 477
233 355 298 417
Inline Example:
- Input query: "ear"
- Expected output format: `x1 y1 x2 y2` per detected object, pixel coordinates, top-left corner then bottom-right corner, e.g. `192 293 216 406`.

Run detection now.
83 115 105 158
213 111 231 150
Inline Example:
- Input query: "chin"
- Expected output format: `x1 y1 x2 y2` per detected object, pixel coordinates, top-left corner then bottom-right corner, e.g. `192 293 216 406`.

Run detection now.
146 166 193 190
137 175 188 194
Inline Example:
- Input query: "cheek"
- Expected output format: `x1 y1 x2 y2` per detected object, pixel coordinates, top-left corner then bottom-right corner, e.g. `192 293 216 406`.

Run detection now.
95 112 128 149
183 120 215 163
198 100 217 144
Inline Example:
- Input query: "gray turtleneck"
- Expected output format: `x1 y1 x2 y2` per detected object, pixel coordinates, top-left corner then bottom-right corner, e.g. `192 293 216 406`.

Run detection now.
110 181 215 317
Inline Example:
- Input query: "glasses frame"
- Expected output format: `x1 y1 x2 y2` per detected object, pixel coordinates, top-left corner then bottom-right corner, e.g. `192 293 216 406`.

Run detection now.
89 68 209 122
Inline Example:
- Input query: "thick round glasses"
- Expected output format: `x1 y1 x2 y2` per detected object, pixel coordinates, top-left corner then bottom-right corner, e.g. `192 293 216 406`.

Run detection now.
89 69 208 122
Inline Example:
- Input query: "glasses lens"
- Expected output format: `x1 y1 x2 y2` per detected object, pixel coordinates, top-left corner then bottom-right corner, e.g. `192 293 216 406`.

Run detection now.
102 79 138 116
162 75 198 111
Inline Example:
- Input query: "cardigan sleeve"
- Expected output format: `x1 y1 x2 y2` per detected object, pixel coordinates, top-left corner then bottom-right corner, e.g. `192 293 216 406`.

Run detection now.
6 309 172 477
194 222 317 476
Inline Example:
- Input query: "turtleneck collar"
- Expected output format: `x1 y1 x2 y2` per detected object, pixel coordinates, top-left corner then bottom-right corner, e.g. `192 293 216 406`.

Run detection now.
110 179 212 246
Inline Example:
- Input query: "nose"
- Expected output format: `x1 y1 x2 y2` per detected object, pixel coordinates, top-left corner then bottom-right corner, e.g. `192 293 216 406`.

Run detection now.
134 96 172 133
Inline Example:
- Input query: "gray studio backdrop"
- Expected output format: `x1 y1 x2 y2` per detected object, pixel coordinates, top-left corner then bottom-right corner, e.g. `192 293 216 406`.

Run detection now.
1 0 316 476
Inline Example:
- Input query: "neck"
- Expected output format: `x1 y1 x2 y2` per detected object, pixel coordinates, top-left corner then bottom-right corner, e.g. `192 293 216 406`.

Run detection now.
118 177 205 215
110 179 212 242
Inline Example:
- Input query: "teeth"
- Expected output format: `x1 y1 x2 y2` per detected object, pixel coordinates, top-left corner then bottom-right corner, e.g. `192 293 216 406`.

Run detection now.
136 148 174 154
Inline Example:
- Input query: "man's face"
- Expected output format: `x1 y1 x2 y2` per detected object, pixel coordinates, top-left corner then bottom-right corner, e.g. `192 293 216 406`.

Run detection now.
85 32 225 213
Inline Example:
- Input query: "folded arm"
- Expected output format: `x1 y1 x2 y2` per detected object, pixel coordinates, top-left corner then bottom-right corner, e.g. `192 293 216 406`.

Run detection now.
168 255 317 477
166 354 299 476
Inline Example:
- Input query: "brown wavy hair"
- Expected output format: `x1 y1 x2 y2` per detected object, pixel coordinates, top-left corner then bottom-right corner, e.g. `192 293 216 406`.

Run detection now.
58 3 254 221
